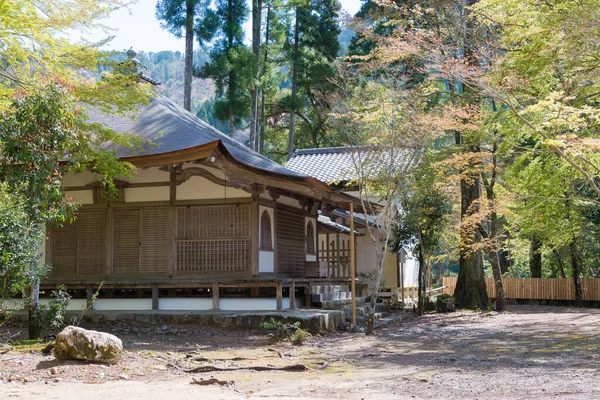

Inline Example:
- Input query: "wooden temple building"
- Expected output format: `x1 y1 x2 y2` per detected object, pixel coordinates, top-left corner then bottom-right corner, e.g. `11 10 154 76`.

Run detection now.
41 96 364 312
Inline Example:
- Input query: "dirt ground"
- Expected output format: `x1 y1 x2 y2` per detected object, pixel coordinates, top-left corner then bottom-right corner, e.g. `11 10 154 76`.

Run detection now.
1 305 600 399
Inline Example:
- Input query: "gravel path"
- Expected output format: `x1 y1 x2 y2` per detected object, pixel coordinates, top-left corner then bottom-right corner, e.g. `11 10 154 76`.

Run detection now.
1 305 599 399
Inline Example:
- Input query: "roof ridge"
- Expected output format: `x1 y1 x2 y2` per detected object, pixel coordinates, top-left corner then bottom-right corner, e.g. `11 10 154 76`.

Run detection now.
292 145 372 156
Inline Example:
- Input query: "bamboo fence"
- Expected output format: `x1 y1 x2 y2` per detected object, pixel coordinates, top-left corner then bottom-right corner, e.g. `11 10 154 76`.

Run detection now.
442 277 600 301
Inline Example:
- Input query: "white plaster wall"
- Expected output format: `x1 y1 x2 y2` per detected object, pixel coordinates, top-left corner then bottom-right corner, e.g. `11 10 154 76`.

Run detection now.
62 171 97 187
305 216 317 261
259 206 275 273
92 299 153 311
177 175 250 200
159 298 213 310
259 251 275 273
65 190 94 204
400 249 419 288
3 299 87 311
356 235 398 290
127 166 170 183
124 186 169 202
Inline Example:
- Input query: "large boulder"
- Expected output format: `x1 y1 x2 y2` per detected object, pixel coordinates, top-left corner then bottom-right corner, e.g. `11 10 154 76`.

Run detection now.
53 326 123 364
436 294 456 313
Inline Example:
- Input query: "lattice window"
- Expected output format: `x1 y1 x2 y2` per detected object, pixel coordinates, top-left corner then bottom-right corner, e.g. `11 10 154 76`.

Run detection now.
306 220 315 255
260 210 273 250
175 204 250 273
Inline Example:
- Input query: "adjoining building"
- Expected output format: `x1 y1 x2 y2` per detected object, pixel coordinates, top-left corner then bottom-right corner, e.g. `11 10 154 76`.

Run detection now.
286 146 419 296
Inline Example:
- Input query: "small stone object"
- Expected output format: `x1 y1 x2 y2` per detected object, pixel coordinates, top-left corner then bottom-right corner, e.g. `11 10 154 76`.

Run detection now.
49 367 57 375
53 326 123 364
436 294 456 313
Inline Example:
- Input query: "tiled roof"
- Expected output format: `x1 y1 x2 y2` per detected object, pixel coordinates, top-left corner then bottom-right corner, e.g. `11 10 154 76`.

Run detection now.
318 215 364 235
87 95 304 177
285 146 367 183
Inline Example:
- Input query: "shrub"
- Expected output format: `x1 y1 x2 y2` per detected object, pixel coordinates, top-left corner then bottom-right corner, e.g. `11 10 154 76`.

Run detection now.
259 318 311 344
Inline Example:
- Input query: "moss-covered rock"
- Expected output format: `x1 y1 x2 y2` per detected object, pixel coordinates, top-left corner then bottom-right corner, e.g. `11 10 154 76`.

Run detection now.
53 326 122 364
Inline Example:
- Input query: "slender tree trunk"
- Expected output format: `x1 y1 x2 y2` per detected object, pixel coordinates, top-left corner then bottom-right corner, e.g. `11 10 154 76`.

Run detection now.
529 238 542 278
183 0 194 112
287 8 299 160
553 249 566 278
486 242 506 311
28 279 41 339
498 247 511 274
259 2 271 154
366 252 385 335
249 0 262 150
569 240 583 306
416 228 427 316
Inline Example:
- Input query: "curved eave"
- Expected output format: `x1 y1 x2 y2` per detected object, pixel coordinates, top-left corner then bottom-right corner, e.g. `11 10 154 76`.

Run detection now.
119 139 378 211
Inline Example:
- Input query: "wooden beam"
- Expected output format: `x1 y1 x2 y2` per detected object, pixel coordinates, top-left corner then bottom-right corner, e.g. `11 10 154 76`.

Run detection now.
212 282 219 310
276 282 283 310
350 203 356 325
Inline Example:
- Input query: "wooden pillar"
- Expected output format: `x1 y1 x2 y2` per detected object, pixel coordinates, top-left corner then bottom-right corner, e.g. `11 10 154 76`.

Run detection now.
350 203 356 325
152 285 159 310
169 166 177 276
212 282 219 310
250 188 260 277
276 282 283 310
289 281 296 309
86 285 94 308
305 285 312 308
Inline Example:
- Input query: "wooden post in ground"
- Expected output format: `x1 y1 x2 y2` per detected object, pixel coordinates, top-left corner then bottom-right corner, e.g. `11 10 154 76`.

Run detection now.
276 282 283 310
212 282 219 310
289 281 296 309
350 203 356 325
152 286 159 310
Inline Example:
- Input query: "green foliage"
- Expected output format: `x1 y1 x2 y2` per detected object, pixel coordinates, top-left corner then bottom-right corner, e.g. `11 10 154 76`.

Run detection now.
0 184 44 301
259 318 311 344
30 286 71 332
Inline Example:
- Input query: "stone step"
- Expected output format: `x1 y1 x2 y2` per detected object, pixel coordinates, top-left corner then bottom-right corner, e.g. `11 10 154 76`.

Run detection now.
318 296 367 310
309 285 350 294
311 292 352 303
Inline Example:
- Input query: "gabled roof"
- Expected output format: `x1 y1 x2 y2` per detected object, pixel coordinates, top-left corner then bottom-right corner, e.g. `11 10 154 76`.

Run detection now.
88 95 304 177
86 95 367 209
285 146 364 184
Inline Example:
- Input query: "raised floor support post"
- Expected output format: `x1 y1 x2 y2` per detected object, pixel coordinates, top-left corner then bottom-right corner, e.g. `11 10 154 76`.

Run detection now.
212 282 219 310
276 282 283 310
289 281 296 309
152 286 159 310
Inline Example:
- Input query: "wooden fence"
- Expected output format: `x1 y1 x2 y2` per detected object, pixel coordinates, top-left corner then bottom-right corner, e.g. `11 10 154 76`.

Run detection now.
442 277 600 301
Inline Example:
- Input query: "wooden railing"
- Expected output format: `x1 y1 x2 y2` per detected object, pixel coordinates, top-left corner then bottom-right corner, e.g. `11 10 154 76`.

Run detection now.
443 277 600 301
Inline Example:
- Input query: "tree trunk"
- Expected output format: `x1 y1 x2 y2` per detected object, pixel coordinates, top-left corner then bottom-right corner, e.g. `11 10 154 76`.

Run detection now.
28 281 41 339
287 8 299 160
183 0 194 112
529 238 542 278
417 240 426 316
569 240 583 306
259 2 271 155
488 246 506 311
249 0 262 150
453 134 489 309
553 249 566 278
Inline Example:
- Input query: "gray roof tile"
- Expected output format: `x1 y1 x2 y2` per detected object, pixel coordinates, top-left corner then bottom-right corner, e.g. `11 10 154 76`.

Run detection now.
88 95 304 177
